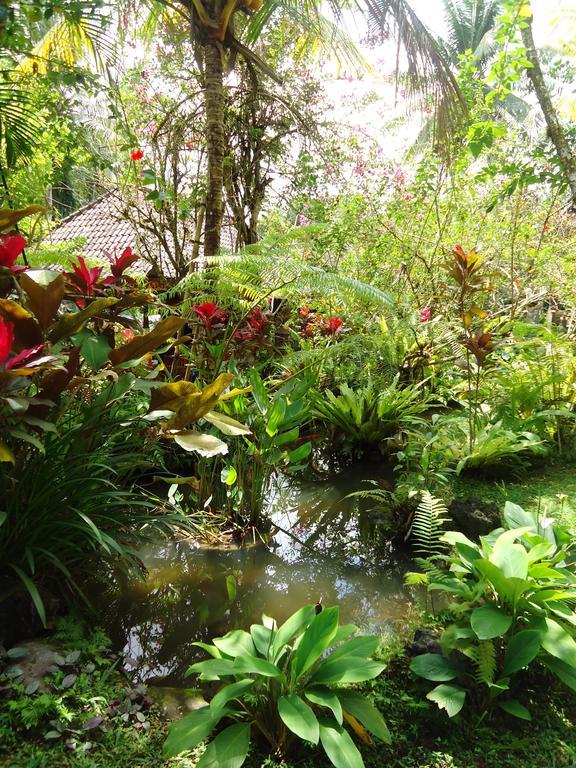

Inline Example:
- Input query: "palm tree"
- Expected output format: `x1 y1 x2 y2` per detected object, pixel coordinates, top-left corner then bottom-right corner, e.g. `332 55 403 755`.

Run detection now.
442 0 502 67
144 0 465 257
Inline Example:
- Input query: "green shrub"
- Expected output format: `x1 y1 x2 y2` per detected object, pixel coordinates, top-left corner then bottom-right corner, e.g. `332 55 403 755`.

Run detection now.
164 604 391 767
408 500 576 720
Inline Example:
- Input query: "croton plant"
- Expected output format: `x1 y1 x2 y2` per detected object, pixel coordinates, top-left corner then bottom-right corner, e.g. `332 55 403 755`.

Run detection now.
0 206 250 464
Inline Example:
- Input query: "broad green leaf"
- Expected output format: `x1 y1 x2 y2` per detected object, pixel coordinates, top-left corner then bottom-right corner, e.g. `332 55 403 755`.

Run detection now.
76 331 111 369
109 316 186 364
426 684 466 717
49 297 118 343
233 655 281 677
196 722 250 768
319 720 365 768
288 442 312 464
292 607 339 679
409 653 460 682
541 655 576 692
249 369 268 413
305 685 343 725
271 605 316 661
0 205 45 231
250 623 273 657
330 624 358 646
503 630 541 675
172 431 228 457
311 657 385 684
503 502 535 532
440 531 478 548
188 658 237 678
210 680 254 714
527 541 556 563
490 529 531 579
541 618 576 669
204 411 251 436
470 605 513 640
266 397 286 437
497 699 531 720
336 692 391 743
475 560 530 607
163 705 217 757
327 635 379 662
213 630 255 659
278 694 320 744
190 643 222 660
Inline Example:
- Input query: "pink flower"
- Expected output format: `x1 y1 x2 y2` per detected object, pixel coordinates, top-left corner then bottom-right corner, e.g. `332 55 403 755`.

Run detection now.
420 307 431 323
404 193 414 201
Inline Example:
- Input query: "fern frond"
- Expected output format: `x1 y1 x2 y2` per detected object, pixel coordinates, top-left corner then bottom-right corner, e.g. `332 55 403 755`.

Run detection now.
410 491 450 558
472 639 496 686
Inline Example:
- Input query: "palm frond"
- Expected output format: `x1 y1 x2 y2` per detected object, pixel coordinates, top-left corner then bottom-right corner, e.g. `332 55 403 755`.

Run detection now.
0 79 45 166
363 0 467 145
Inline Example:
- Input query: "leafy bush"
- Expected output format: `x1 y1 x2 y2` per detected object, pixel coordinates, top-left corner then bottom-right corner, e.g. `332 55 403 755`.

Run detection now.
409 500 576 720
164 604 391 767
311 376 433 454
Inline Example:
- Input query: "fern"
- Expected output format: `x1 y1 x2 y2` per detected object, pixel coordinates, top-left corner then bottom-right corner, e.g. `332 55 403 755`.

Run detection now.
409 491 450 558
472 640 496 686
163 234 394 313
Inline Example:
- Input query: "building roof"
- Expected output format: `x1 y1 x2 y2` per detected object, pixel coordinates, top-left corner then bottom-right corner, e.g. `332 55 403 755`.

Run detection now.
45 192 237 276
46 193 136 261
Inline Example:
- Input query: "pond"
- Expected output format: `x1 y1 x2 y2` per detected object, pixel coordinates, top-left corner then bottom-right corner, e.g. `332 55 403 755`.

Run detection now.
95 460 415 686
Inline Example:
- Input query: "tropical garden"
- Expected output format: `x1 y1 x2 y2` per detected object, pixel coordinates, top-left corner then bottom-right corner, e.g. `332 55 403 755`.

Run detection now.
2 0 576 765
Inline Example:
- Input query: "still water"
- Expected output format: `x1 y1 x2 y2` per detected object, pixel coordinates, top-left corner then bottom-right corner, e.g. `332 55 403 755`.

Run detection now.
96 464 414 685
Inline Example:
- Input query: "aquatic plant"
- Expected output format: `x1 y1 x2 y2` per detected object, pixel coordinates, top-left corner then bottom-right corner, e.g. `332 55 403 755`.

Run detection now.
164 604 390 767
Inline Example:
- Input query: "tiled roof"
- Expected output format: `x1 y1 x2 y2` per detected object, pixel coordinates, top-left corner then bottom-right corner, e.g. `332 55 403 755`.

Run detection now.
46 193 137 261
45 192 237 276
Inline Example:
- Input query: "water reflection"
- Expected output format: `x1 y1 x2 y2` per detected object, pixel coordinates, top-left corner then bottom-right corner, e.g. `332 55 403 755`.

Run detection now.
95 462 413 686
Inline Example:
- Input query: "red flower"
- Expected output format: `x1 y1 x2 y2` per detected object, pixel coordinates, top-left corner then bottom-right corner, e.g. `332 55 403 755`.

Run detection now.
130 149 144 161
0 234 27 273
0 317 14 363
192 301 227 329
65 256 103 295
298 305 311 318
420 307 431 322
110 246 139 279
321 316 343 335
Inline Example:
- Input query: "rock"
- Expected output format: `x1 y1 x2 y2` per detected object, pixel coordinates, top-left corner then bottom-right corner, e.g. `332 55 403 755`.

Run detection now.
4 640 64 692
409 629 442 657
147 685 207 720
448 498 501 539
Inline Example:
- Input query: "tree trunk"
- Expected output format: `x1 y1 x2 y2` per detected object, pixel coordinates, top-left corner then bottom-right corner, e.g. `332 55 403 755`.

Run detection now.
521 10 576 207
203 42 225 256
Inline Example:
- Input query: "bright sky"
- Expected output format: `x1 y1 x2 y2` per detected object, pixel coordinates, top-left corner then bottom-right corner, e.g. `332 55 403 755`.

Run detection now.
408 0 576 46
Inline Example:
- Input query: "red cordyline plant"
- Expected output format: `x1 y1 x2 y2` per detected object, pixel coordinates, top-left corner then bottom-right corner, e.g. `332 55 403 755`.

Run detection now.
109 246 139 280
65 256 104 296
193 301 228 329
234 308 271 348
0 317 42 371
320 316 343 336
0 233 28 273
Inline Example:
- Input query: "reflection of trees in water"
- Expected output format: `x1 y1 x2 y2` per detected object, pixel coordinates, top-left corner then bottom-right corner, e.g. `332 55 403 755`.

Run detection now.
97 543 409 685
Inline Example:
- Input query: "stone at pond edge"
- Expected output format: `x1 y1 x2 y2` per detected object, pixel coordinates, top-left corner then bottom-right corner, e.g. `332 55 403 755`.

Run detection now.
448 498 501 539
409 629 442 657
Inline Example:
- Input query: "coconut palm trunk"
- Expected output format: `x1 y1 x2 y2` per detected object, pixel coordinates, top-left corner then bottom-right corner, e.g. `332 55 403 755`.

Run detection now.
203 40 226 256
520 8 576 208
